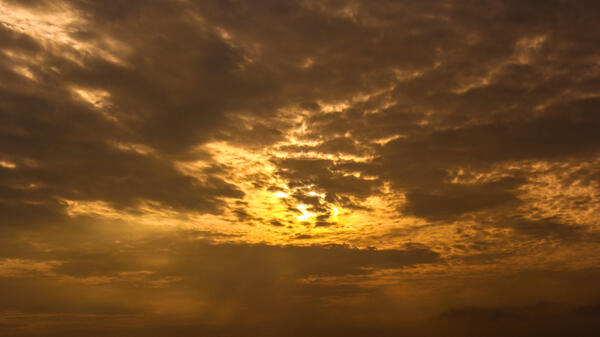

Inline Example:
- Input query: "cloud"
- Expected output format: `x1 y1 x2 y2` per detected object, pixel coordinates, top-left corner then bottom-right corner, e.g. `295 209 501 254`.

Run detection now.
402 177 525 220
2 0 600 335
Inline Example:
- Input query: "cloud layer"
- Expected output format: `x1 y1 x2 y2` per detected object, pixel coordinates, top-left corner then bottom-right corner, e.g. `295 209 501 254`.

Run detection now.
1 0 600 336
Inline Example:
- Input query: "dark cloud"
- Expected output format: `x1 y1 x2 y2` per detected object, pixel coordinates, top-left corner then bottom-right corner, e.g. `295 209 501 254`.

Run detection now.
402 178 525 220
275 158 381 200
503 216 588 241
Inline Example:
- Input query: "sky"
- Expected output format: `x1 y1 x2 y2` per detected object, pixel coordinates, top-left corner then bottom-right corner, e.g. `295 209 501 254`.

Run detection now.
1 0 600 336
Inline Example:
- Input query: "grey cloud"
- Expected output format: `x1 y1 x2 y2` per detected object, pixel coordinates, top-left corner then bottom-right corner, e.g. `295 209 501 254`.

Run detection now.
0 22 245 214
402 177 526 220
275 158 381 200
503 216 589 241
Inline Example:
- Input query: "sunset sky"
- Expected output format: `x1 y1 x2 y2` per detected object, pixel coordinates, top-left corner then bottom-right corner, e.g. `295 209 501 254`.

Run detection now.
1 0 600 336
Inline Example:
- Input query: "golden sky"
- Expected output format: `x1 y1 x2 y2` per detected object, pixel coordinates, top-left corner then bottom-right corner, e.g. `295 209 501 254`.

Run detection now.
1 0 600 336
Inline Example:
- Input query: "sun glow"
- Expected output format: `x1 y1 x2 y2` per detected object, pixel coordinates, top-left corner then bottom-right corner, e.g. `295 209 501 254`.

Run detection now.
296 204 316 222
332 207 339 217
308 191 325 198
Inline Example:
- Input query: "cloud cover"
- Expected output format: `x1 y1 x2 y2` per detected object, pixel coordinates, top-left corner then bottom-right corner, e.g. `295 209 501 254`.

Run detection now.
1 0 600 335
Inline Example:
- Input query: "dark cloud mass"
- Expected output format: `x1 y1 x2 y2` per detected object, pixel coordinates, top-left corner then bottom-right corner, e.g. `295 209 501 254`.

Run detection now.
1 0 600 336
